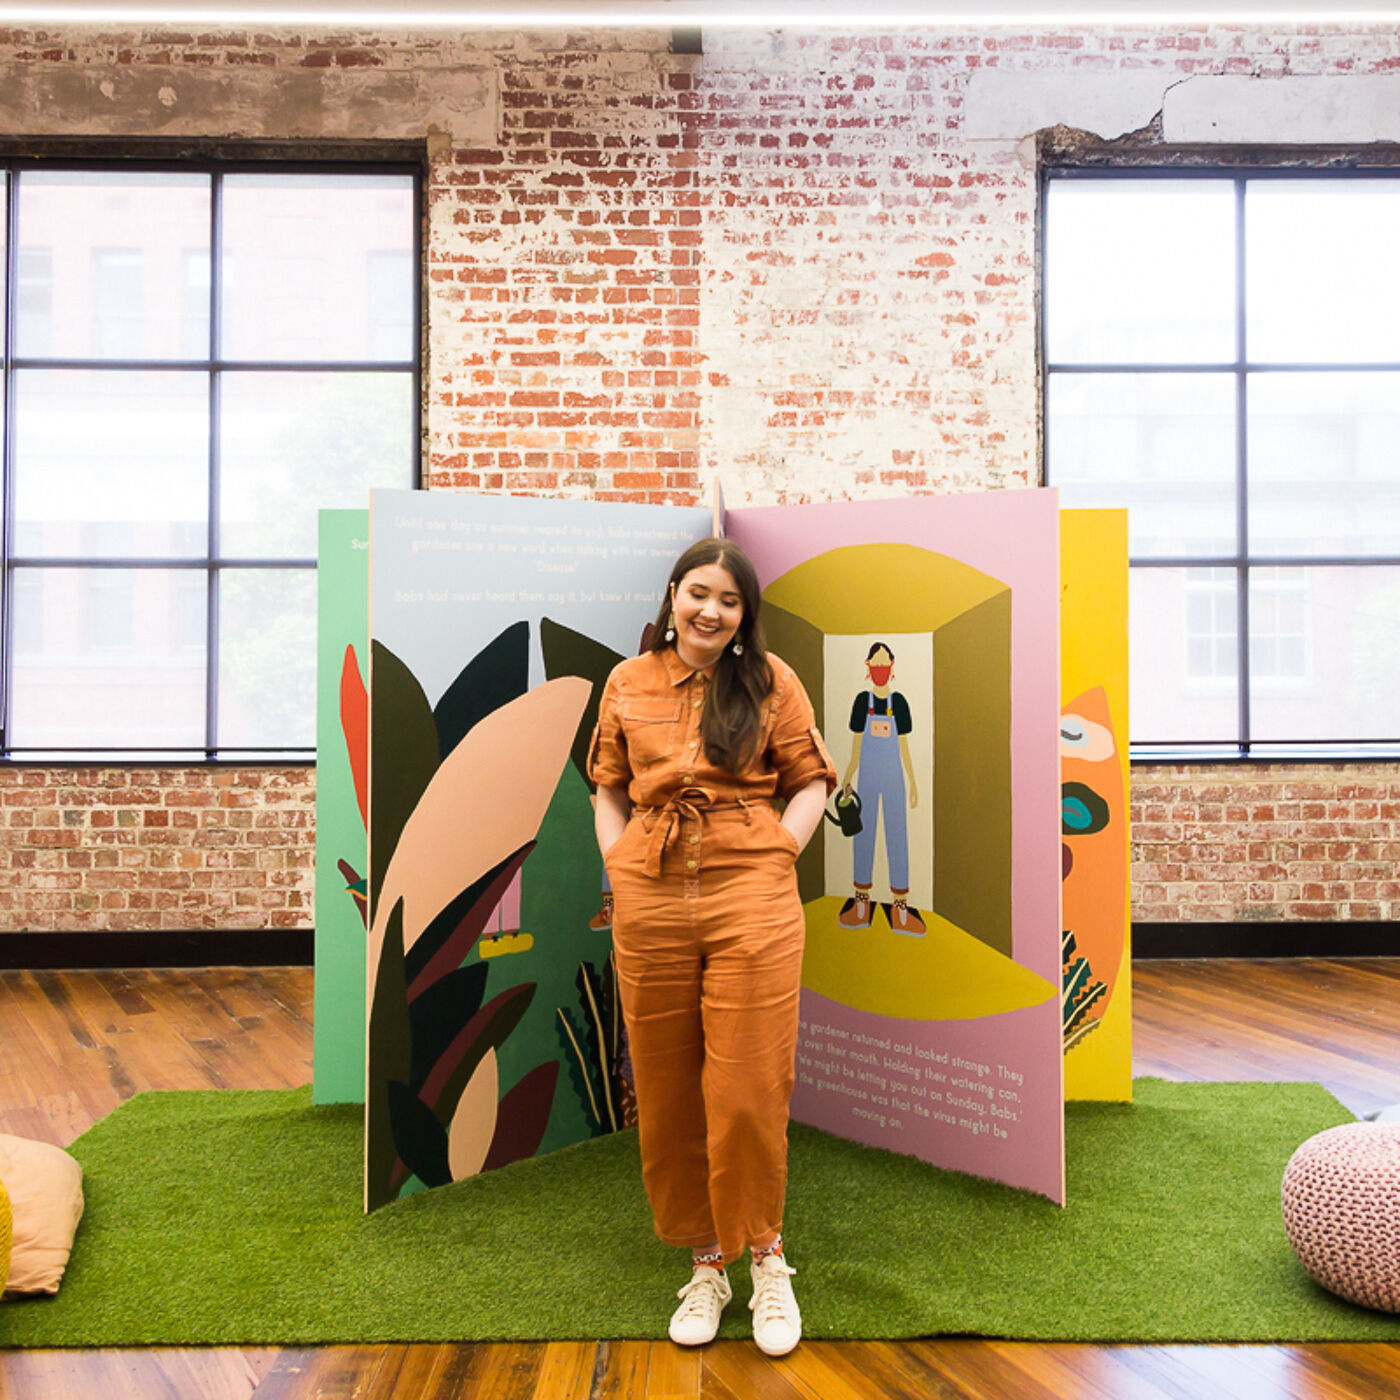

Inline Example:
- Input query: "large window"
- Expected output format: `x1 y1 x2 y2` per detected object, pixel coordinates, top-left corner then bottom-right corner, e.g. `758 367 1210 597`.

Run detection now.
0 161 420 760
1045 169 1400 758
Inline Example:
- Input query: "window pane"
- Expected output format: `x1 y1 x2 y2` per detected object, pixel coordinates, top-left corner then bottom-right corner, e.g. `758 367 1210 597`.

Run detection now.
1248 372 1400 557
0 162 418 757
9 566 206 748
220 174 416 363
1249 566 1308 685
1250 566 1400 743
1045 179 1236 365
1247 181 1400 364
16 247 50 357
1049 372 1236 557
13 370 208 558
217 569 315 750
1130 567 1240 744
219 371 414 559
15 171 209 362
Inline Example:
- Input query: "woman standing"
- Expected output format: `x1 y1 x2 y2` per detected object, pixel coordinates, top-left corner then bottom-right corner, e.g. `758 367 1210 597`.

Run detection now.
838 641 926 935
589 538 835 1356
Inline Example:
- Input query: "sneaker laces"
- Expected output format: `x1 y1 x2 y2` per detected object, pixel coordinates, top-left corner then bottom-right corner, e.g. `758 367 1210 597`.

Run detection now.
749 1257 798 1329
674 1268 729 1321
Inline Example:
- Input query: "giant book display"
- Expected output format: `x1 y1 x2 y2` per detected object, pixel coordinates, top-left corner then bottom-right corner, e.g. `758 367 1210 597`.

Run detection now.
313 489 1131 1212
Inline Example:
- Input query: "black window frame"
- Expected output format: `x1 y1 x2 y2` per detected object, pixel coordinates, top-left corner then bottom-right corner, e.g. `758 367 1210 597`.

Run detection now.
1042 161 1400 764
0 154 424 764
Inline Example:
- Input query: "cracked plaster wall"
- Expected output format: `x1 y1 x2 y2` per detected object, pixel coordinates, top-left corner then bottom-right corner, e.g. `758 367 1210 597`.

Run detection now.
964 67 1400 146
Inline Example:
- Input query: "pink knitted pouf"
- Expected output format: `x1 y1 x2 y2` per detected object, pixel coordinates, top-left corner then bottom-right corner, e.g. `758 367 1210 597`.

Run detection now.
1281 1122 1400 1313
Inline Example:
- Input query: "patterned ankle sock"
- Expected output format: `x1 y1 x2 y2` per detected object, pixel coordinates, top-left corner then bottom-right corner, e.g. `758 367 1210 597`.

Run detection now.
751 1236 784 1264
692 1247 725 1273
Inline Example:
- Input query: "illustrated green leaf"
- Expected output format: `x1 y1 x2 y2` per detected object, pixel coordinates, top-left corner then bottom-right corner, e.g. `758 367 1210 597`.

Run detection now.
369 640 441 917
366 898 411 1210
540 617 623 788
386 1079 452 1188
433 621 530 760
408 963 490 1091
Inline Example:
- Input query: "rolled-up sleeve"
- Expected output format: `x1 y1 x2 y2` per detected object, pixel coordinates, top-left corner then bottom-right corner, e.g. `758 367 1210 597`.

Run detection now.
766 661 838 801
587 667 632 791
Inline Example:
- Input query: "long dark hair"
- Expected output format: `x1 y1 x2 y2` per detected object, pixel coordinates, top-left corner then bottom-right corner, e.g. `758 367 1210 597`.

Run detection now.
649 537 774 774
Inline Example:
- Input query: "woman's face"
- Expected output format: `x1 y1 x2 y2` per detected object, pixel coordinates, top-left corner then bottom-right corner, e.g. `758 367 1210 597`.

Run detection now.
866 648 893 687
671 562 744 670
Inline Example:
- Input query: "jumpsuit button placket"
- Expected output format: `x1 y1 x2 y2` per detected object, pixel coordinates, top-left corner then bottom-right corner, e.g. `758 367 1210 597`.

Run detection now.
683 826 701 893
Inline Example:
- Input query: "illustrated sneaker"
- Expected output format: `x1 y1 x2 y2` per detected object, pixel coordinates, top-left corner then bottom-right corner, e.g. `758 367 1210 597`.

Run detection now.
669 1266 732 1347
588 893 613 931
749 1254 802 1357
837 892 872 929
886 897 927 936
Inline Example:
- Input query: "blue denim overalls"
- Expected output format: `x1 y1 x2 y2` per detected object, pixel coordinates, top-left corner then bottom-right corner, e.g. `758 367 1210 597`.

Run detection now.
852 690 908 891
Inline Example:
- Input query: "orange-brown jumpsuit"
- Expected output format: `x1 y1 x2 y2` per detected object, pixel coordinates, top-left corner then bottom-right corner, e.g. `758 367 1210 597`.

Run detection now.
588 646 837 1263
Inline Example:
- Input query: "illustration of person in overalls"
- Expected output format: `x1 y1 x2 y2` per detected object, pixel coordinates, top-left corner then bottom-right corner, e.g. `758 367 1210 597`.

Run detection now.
837 642 926 935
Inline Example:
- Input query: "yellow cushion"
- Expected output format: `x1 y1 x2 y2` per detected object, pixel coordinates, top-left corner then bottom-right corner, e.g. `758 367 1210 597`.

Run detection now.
0 1176 11 1288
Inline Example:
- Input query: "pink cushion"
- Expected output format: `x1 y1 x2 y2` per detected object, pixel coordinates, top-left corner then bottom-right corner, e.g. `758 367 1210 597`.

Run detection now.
1282 1122 1400 1313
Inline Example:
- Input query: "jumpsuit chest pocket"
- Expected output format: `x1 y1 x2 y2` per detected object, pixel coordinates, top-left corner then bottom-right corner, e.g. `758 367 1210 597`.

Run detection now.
621 698 684 767
869 717 893 739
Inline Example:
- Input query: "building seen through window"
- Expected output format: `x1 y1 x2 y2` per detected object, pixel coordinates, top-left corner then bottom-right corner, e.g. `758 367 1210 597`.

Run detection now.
0 162 420 760
1045 171 1400 757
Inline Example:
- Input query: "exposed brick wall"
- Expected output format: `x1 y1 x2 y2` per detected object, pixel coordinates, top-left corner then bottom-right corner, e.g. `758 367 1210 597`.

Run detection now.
424 51 705 504
694 31 1039 501
0 767 314 932
1131 764 1400 924
422 28 1042 504
2 22 1399 936
9 759 1395 932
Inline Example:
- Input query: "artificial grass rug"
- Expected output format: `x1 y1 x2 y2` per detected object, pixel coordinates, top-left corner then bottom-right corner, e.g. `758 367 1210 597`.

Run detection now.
3 1078 1398 1347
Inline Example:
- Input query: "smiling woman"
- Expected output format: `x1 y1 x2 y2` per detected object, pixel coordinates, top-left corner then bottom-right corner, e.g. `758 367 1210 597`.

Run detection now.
656 541 769 773
669 562 744 672
589 536 837 1358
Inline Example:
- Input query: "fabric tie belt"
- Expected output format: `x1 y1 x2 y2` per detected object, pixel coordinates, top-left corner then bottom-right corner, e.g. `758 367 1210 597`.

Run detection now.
633 787 752 878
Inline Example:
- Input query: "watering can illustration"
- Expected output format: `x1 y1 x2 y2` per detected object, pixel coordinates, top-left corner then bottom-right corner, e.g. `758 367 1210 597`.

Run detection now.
824 788 862 837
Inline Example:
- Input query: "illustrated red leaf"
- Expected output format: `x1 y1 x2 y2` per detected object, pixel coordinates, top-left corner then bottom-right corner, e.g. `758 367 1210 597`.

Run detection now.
483 1061 560 1172
340 643 369 827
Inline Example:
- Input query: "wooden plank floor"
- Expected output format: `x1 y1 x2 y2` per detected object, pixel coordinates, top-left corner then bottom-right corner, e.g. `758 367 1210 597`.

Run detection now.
3 959 1400 1398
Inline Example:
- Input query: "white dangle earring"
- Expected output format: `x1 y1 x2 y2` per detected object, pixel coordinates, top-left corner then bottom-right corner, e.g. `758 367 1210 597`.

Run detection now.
664 610 676 643
732 639 744 656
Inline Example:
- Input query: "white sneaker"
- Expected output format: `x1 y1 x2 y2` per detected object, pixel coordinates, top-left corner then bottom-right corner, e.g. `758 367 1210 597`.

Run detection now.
669 1266 732 1346
749 1254 802 1357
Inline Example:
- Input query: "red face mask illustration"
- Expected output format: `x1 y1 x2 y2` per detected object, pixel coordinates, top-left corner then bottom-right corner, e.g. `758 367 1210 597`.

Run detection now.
867 663 892 686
